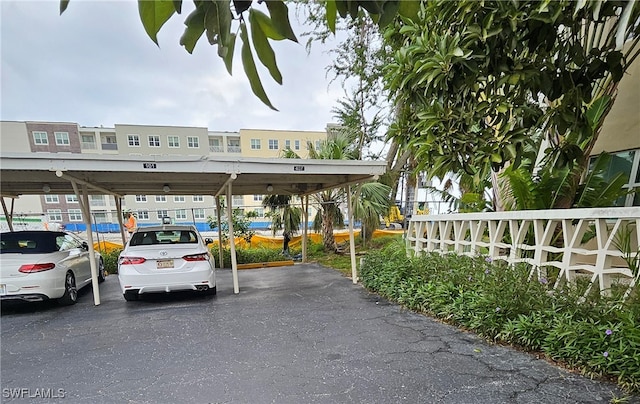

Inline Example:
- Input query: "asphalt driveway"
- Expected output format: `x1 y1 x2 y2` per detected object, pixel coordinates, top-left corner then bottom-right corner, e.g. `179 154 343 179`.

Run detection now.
1 263 637 403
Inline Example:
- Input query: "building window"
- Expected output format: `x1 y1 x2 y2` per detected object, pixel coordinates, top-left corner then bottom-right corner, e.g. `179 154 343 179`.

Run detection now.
268 139 279 150
251 139 261 150
128 135 140 147
588 149 640 207
68 209 82 222
80 134 96 150
135 195 147 202
294 140 300 150
192 195 204 202
44 195 59 203
157 209 169 220
285 139 291 149
232 195 244 206
253 208 264 218
148 135 161 147
187 136 199 148
66 195 78 203
315 140 321 150
209 138 223 152
174 196 186 203
175 209 187 220
47 209 62 222
193 208 206 219
253 194 263 201
54 132 70 146
168 136 180 148
137 210 150 220
89 195 105 206
155 195 167 203
33 131 48 145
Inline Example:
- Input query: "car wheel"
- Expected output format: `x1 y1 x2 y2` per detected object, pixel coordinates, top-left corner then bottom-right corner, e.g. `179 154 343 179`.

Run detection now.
59 272 78 306
123 290 139 301
97 258 106 283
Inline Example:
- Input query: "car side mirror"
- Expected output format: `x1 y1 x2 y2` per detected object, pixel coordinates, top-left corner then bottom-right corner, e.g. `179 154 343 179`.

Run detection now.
204 238 213 245
81 241 89 250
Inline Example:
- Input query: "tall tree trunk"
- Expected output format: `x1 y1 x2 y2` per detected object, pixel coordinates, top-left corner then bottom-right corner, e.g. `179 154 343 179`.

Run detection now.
321 205 337 252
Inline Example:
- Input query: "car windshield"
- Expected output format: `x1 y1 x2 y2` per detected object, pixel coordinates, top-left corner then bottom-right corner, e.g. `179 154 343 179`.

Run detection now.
129 230 198 246
0 232 60 254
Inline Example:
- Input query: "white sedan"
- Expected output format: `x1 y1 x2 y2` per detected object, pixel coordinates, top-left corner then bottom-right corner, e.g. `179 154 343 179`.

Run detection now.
0 230 105 305
117 225 216 301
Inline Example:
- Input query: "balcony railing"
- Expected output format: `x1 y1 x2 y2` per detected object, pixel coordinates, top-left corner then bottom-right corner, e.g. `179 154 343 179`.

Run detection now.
406 207 640 297
209 146 224 153
227 146 241 153
101 143 118 150
81 142 97 150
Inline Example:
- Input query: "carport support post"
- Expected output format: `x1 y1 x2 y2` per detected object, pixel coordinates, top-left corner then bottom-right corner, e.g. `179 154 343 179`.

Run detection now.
75 183 101 305
302 194 309 263
347 185 357 284
226 185 239 294
1 197 14 231
115 197 126 245
215 196 224 268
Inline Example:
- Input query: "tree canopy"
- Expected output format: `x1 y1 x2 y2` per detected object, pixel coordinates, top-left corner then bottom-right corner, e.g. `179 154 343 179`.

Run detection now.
61 0 418 110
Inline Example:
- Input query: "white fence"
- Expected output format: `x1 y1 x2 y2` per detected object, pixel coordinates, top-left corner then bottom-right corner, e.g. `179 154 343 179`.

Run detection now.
406 207 640 297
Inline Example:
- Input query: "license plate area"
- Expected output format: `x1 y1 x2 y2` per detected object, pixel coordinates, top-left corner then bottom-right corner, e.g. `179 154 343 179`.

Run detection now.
0 284 6 295
156 259 174 269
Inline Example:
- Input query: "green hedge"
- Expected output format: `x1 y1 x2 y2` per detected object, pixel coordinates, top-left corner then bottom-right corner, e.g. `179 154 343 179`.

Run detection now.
360 241 640 393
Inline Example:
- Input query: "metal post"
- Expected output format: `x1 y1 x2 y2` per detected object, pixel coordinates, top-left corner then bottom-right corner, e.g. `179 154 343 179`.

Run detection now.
302 194 309 263
216 196 224 268
227 185 239 294
347 185 357 284
75 183 100 305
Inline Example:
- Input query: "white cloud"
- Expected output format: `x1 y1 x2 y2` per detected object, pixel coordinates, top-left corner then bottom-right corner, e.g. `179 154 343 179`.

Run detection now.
0 0 343 132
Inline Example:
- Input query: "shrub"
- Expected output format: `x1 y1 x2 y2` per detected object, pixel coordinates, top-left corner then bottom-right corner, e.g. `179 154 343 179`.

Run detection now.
209 245 298 267
100 248 122 274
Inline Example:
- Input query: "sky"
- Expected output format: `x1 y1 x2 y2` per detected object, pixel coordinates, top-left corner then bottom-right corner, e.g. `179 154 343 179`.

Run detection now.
0 0 346 132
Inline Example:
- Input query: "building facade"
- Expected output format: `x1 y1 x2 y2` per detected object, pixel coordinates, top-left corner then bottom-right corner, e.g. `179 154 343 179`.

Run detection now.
0 121 330 231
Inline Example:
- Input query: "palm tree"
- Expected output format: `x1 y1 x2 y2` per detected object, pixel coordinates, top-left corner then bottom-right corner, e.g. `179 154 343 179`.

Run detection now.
262 194 302 237
352 182 391 246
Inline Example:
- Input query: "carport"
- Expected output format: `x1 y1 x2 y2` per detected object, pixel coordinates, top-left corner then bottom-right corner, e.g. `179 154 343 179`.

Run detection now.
0 152 386 305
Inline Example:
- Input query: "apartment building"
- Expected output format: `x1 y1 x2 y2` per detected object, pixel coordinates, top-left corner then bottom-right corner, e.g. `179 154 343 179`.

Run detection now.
590 56 640 207
0 121 329 231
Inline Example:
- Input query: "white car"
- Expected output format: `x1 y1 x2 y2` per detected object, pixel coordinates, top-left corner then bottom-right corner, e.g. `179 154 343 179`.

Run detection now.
117 225 216 301
0 230 105 305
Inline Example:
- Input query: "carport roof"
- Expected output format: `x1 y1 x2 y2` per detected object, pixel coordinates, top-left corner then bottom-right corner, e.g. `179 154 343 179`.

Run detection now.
0 153 387 198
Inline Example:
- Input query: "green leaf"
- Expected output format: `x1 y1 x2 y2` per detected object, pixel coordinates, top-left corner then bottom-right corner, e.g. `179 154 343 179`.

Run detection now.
222 32 237 74
398 0 419 21
265 1 297 42
251 9 285 40
379 1 400 28
335 0 348 18
233 0 252 15
60 0 70 15
172 0 182 13
326 0 337 33
240 24 278 111
586 95 611 130
138 0 176 45
180 7 205 53
249 9 283 84
204 2 220 45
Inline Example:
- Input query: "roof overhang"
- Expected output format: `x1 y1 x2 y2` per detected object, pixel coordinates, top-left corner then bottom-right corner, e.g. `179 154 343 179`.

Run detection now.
0 153 387 198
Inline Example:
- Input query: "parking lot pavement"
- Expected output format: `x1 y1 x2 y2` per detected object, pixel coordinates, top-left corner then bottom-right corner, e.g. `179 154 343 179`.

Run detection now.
1 263 637 404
